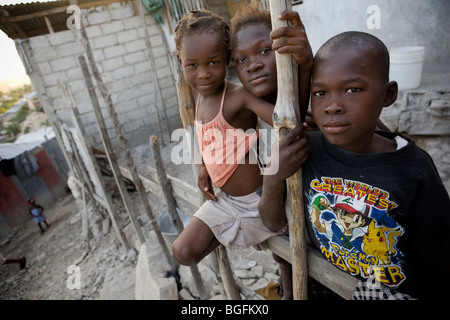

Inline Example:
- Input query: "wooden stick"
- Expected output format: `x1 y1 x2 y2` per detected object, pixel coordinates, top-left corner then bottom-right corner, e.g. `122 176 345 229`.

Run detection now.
136 0 170 144
78 55 146 248
60 82 130 250
150 135 207 299
78 21 177 270
217 245 241 300
269 0 308 300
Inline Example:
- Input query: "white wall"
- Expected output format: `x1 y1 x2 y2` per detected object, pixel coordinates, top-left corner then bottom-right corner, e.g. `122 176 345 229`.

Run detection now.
296 0 450 75
21 2 180 150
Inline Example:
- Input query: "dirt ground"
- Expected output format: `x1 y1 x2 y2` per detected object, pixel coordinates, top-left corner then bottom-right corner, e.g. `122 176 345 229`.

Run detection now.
0 138 186 300
0 191 138 300
0 138 280 300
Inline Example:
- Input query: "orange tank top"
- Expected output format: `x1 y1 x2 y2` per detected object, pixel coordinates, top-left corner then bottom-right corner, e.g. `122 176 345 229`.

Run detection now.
194 81 259 188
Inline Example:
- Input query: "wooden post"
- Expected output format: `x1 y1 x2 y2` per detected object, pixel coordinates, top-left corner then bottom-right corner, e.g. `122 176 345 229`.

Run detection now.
217 245 241 300
60 82 130 250
78 55 146 247
136 0 171 144
78 20 178 270
150 135 207 299
269 0 308 300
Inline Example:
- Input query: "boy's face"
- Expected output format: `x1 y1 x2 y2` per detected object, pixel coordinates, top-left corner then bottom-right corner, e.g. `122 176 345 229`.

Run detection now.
310 48 394 152
232 25 278 102
179 32 229 97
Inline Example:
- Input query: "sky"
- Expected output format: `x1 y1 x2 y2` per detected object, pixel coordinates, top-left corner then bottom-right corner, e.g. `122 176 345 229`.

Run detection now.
0 0 55 82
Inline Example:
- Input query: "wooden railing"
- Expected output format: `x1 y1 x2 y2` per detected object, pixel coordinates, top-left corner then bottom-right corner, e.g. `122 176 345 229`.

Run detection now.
119 165 357 300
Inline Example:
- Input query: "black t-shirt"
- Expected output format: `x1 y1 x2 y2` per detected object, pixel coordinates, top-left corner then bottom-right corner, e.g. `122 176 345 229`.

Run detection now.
302 131 450 299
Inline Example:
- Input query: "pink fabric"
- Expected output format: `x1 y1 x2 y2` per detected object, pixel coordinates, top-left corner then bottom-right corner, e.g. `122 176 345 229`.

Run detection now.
195 80 258 188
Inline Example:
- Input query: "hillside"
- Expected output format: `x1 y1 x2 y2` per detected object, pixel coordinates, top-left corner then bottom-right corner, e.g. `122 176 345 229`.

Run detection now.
0 75 31 93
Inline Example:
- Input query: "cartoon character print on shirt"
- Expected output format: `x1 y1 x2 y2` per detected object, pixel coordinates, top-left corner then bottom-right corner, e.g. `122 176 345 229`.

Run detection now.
306 177 406 288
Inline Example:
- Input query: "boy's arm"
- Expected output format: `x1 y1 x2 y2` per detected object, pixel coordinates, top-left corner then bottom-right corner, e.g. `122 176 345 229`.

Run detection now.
258 124 309 231
271 10 313 122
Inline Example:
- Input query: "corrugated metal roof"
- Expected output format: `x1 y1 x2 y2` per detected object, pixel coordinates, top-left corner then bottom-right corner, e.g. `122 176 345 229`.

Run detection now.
0 126 55 158
0 0 130 39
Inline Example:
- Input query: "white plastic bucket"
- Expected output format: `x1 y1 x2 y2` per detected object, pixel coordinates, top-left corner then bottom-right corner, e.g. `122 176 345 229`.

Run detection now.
157 208 191 244
389 46 426 90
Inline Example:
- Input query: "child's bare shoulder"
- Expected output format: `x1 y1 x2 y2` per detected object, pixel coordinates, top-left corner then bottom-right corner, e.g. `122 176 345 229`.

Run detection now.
227 81 255 100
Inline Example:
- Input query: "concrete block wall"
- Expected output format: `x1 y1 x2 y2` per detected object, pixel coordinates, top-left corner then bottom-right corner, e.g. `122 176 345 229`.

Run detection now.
22 1 181 151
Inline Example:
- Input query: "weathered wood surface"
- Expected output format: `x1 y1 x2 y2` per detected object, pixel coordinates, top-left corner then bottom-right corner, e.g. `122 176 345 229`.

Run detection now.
269 0 308 300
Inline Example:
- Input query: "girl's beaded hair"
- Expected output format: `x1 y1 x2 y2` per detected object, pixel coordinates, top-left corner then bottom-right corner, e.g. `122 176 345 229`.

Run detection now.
174 9 230 55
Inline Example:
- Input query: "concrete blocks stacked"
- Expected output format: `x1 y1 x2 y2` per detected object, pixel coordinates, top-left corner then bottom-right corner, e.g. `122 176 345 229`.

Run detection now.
25 1 180 150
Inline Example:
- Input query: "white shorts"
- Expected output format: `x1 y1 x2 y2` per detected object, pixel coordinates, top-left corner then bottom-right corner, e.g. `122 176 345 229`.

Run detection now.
193 189 278 249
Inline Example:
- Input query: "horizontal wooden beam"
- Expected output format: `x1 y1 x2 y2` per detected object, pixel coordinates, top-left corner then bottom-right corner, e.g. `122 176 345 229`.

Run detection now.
118 163 357 299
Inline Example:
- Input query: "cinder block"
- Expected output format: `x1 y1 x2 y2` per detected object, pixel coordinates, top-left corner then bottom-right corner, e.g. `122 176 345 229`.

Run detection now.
110 4 134 20
87 10 111 25
103 45 126 59
117 29 139 43
58 41 84 57
85 25 102 38
135 236 178 300
111 65 134 80
38 62 52 76
101 20 124 35
133 61 152 74
50 56 77 72
29 35 50 49
48 30 76 46
32 47 59 63
123 51 147 65
93 34 117 49
102 56 125 72
124 39 146 53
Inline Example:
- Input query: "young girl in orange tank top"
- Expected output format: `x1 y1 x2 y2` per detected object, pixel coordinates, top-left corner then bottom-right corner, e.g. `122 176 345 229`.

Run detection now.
172 10 279 269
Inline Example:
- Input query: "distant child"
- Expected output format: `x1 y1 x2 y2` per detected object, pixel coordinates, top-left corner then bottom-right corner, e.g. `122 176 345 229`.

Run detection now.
27 197 50 234
171 10 280 268
258 31 450 300
230 4 312 299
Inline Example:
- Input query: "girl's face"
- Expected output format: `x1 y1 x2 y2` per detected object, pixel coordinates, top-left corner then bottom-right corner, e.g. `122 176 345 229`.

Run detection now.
178 32 229 97
232 25 277 103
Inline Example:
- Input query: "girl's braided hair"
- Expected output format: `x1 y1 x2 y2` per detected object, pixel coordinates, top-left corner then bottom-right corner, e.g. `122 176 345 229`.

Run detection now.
174 9 230 55
230 2 272 50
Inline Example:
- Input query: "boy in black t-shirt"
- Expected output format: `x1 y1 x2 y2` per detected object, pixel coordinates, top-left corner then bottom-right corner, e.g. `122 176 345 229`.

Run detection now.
258 31 450 299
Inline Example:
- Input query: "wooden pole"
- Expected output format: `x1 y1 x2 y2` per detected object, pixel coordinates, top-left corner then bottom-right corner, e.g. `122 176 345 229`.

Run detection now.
269 0 308 300
78 19 178 270
78 55 146 247
150 135 207 299
217 245 241 300
60 82 130 250
136 0 171 144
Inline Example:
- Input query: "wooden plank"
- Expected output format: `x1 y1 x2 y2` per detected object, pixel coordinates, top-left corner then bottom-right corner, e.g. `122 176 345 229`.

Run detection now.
119 161 357 300
60 82 130 250
150 135 207 299
266 236 356 300
78 54 145 246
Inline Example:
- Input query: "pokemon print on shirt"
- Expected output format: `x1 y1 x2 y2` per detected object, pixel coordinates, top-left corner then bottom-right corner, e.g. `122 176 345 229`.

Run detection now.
306 177 406 288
